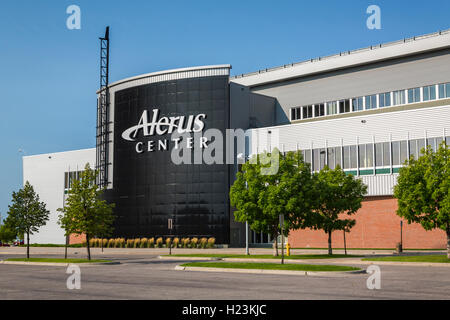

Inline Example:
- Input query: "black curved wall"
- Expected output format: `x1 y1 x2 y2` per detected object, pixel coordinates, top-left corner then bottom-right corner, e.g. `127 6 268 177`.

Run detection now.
105 75 230 243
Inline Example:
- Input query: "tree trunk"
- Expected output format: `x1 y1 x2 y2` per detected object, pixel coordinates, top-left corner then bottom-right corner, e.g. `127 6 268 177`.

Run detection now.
328 231 332 256
86 234 91 261
26 232 30 259
273 235 279 257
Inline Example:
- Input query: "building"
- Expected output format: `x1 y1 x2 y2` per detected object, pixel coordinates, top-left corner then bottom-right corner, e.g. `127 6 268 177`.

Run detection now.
24 29 450 248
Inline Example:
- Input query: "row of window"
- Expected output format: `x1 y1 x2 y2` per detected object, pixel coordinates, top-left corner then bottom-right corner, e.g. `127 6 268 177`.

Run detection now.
290 82 450 121
64 171 83 189
296 136 449 173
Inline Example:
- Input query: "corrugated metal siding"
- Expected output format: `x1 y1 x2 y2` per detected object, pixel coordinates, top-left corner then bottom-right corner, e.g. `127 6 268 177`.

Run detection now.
247 105 450 152
361 174 398 196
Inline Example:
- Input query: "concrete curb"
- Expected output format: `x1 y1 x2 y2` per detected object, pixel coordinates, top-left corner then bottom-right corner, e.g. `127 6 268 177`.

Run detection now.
0 260 120 267
175 265 366 277
356 260 450 267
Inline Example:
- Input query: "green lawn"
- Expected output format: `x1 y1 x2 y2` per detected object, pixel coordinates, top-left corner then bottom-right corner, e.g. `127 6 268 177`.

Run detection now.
362 255 450 263
167 253 362 259
181 262 360 272
5 258 112 264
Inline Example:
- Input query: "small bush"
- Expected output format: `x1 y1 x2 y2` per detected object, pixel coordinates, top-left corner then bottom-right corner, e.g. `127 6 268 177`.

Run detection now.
114 238 120 248
166 238 172 248
190 237 199 249
81 240 87 247
119 238 125 248
107 239 114 248
126 239 135 248
140 238 148 248
134 238 141 248
207 237 216 248
156 237 163 248
182 238 190 248
199 237 208 249
173 237 180 248
102 239 108 247
148 238 155 248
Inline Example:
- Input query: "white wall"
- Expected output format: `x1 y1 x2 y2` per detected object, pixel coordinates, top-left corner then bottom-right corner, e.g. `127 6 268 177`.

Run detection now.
23 148 96 244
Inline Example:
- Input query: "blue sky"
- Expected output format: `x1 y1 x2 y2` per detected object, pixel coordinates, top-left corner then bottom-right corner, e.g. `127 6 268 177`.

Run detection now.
1 0 450 221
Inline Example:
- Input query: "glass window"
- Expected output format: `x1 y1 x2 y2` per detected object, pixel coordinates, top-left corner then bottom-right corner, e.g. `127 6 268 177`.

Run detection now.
350 145 357 168
64 173 69 189
418 139 426 156
400 141 408 164
291 108 296 120
296 107 301 120
423 85 436 101
379 92 391 108
393 90 406 105
375 143 383 167
446 136 450 145
314 103 325 117
304 150 312 166
341 99 350 113
335 146 342 168
383 142 391 167
302 105 313 119
365 95 377 110
409 139 417 160
359 144 366 168
438 83 450 99
343 146 351 169
326 101 338 115
327 147 335 169
352 97 364 111
313 149 320 171
366 144 373 167
392 141 400 166
408 87 421 103
319 149 326 170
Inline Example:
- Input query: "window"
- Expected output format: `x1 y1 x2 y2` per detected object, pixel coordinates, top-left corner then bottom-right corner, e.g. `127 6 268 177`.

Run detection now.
408 87 421 103
423 85 436 101
327 147 335 169
393 90 406 105
379 92 391 108
339 99 350 113
375 143 383 167
352 97 364 111
291 107 301 120
383 142 391 167
343 146 351 169
304 150 312 166
302 105 313 119
326 101 338 115
438 83 450 99
314 103 325 117
365 95 377 110
319 149 326 170
400 141 408 164
335 146 342 168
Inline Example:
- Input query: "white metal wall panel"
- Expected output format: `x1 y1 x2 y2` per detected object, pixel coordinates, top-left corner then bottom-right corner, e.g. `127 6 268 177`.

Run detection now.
361 174 398 196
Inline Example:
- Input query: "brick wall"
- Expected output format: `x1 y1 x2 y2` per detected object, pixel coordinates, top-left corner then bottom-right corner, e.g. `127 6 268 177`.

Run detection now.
69 234 86 245
288 196 446 249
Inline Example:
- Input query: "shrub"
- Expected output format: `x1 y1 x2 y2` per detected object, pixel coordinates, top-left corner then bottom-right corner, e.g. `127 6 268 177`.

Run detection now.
156 237 163 248
126 239 135 248
207 237 216 248
140 238 148 248
81 240 87 247
165 238 172 248
182 238 190 248
173 237 180 248
114 238 121 248
190 237 199 249
200 237 208 249
102 239 108 247
148 238 155 248
107 239 114 248
134 238 141 248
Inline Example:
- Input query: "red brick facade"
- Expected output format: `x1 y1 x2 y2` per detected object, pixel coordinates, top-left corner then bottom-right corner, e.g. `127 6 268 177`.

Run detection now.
69 233 86 245
288 196 446 249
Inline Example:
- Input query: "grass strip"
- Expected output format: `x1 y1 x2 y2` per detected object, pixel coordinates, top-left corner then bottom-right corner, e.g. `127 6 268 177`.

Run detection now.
181 262 360 272
168 254 362 259
362 255 450 263
5 258 112 264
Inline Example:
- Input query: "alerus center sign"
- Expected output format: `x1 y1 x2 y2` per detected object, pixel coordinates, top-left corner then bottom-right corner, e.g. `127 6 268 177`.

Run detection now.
121 108 209 154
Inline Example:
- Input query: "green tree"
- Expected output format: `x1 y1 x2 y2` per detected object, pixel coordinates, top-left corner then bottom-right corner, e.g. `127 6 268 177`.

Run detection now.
58 164 115 260
0 222 17 243
230 149 315 256
394 142 450 258
6 182 50 258
312 166 367 255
